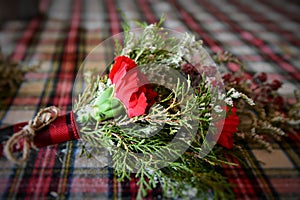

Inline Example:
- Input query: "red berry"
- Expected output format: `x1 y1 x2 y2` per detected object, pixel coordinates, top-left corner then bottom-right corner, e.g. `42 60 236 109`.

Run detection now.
257 72 267 82
270 80 282 90
222 73 231 82
273 96 284 106
233 77 242 84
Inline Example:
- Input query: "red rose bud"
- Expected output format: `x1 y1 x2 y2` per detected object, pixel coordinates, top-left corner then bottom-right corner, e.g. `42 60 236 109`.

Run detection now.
109 56 157 118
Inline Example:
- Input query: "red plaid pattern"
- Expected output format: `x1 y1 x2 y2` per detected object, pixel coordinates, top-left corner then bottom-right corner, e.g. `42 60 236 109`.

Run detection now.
0 0 299 199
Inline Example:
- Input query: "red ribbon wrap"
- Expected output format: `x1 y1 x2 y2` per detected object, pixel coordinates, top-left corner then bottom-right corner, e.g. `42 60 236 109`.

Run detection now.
0 112 80 156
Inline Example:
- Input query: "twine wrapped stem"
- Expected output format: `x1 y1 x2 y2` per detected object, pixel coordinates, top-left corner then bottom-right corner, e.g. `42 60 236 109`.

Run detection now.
4 106 60 164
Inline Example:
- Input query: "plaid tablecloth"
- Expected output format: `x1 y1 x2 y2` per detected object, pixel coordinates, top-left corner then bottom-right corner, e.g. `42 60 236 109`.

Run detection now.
0 0 299 199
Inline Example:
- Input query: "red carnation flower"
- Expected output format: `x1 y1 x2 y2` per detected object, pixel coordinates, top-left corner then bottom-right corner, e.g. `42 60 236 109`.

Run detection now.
109 56 157 118
215 107 239 149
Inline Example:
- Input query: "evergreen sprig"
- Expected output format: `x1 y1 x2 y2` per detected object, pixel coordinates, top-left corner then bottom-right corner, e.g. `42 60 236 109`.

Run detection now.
75 20 236 199
75 72 234 199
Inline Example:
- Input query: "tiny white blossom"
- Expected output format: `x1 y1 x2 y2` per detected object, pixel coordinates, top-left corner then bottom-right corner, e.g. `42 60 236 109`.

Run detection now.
219 93 226 100
106 78 112 85
226 88 235 95
182 185 197 198
226 88 255 106
231 90 241 98
98 82 106 92
204 113 211 118
199 103 206 107
122 32 137 55
225 97 233 106
214 105 223 113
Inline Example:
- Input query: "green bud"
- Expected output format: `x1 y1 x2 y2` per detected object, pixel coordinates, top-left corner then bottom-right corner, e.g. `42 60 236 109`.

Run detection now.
99 98 124 120
92 86 125 121
94 85 115 107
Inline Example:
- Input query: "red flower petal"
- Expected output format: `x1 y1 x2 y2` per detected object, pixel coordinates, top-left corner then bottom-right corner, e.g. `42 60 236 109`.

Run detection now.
114 67 140 106
109 56 157 118
128 91 148 117
109 56 137 84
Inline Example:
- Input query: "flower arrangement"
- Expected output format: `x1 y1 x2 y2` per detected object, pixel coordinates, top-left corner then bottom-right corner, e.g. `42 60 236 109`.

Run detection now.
3 17 299 199
71 18 299 199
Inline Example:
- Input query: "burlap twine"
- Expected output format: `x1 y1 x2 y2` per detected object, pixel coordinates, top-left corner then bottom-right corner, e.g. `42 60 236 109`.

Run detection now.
4 106 60 164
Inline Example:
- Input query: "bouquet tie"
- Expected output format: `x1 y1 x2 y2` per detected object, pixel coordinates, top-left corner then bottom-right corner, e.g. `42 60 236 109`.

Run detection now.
4 106 60 164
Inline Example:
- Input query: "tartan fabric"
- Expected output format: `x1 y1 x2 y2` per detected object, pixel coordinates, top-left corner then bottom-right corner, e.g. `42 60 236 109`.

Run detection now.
0 0 299 199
